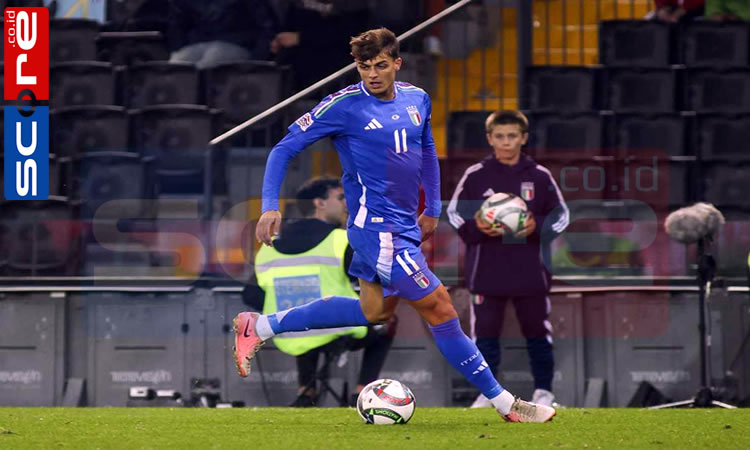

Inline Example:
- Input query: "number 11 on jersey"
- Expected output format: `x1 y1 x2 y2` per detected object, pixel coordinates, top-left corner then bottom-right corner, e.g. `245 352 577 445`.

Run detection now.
394 128 408 153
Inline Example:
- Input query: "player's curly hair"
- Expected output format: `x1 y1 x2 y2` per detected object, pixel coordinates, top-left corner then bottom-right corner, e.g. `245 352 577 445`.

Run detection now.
295 177 342 217
485 110 529 134
350 27 399 61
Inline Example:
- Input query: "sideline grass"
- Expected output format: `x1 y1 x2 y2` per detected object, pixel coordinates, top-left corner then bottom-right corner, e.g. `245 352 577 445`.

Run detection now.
1 407 748 449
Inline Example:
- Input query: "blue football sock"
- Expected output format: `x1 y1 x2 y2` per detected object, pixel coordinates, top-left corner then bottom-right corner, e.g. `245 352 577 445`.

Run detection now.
430 318 504 400
267 296 369 334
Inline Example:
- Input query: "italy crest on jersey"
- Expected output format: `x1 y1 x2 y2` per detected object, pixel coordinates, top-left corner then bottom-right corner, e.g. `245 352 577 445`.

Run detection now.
406 105 422 126
521 182 535 201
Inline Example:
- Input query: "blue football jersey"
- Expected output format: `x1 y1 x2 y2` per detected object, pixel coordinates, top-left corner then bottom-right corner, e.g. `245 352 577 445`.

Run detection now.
262 81 442 235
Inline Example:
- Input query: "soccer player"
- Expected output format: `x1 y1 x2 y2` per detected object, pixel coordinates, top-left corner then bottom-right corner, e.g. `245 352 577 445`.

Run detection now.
233 28 555 422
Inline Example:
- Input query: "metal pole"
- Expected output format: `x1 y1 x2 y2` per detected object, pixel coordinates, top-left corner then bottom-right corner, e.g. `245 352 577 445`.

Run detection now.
562 0 568 65
209 0 477 147
580 0 585 65
517 0 533 110
545 0 551 65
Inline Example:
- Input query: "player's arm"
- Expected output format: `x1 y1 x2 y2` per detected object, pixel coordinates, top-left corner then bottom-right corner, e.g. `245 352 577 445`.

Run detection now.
538 169 569 241
419 96 441 242
257 100 345 246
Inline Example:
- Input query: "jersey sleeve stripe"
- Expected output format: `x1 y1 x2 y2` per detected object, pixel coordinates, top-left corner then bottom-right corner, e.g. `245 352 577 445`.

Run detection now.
535 164 570 233
314 91 361 118
447 162 485 229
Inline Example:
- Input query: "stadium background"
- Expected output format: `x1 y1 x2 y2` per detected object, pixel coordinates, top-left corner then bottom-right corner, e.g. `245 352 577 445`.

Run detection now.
1 0 749 410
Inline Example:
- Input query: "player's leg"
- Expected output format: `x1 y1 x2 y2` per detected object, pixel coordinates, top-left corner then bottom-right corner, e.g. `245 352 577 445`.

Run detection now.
232 270 391 377
388 235 554 422
513 295 555 406
471 295 508 408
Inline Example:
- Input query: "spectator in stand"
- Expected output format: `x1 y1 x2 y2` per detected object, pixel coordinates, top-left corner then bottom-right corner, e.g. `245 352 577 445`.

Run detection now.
706 0 750 20
446 110 569 409
650 0 705 22
167 0 278 69
270 0 371 91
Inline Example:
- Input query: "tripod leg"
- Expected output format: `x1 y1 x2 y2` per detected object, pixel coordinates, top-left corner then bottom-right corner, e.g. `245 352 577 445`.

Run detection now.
647 399 696 409
710 400 737 409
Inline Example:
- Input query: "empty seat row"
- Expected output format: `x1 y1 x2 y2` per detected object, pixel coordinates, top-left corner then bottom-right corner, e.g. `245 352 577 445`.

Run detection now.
41 61 288 114
49 18 168 64
600 20 750 67
448 111 750 160
524 66 750 113
49 104 284 159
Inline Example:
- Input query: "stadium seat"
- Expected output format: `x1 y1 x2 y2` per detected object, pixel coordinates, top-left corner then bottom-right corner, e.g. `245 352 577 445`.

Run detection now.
0 197 79 276
97 31 169 66
685 68 750 113
702 161 750 209
50 62 118 109
203 61 288 124
49 18 99 62
50 106 130 159
446 111 494 159
75 152 152 218
695 113 750 161
599 20 674 67
130 105 217 194
204 61 289 147
124 62 200 108
527 111 608 158
524 66 599 112
679 22 750 68
614 112 692 158
604 67 682 113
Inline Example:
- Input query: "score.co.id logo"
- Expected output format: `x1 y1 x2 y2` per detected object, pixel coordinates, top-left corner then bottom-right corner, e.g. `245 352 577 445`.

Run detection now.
3 7 49 200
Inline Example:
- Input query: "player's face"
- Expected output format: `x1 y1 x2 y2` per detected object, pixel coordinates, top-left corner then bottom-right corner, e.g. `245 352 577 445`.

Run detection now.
487 124 528 165
322 187 348 227
356 52 402 100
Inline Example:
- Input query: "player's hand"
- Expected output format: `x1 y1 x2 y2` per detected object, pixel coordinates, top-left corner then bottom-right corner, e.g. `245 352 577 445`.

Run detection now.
276 32 300 48
418 214 439 242
513 211 537 238
474 210 504 237
256 210 282 247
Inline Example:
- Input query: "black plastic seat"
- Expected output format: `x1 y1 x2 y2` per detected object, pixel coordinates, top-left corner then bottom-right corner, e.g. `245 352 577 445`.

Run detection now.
0 197 79 276
680 22 750 67
524 66 599 112
446 111 494 159
685 68 750 113
97 31 169 66
50 62 118 109
604 67 682 113
50 18 99 62
599 20 673 67
124 62 200 108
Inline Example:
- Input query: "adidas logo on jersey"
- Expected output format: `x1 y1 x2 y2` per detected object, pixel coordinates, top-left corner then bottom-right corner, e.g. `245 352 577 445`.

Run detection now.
364 118 383 130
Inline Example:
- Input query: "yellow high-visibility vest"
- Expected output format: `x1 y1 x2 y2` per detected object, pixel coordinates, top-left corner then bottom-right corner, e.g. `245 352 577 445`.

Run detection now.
255 228 366 356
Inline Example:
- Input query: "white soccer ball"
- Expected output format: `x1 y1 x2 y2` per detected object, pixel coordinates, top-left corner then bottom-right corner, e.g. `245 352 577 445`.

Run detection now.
356 378 416 425
479 192 529 233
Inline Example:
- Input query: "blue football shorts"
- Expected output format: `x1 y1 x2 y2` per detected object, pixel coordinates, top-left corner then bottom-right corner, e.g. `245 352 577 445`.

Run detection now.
347 227 441 300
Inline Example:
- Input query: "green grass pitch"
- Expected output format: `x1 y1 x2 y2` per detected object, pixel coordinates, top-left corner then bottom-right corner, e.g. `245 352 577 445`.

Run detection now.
1 407 748 449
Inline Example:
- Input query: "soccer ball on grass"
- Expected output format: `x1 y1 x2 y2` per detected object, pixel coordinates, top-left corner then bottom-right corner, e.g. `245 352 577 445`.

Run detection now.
356 378 416 425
